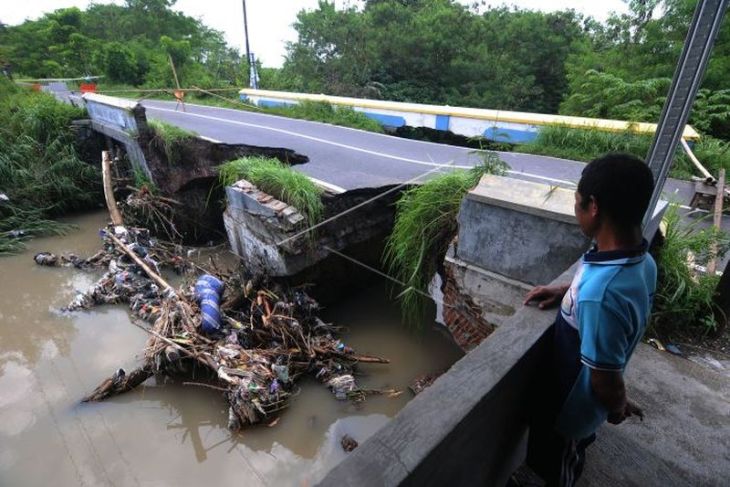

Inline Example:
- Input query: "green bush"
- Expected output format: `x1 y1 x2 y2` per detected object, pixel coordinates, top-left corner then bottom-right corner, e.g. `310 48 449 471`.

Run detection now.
219 156 323 227
651 205 730 336
384 152 507 327
0 82 99 255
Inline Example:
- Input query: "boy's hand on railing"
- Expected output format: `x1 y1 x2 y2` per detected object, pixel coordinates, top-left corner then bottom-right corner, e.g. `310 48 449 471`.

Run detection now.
524 284 570 309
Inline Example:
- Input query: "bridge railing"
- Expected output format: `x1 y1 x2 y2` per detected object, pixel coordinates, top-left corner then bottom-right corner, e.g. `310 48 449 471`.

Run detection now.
82 93 152 178
240 88 700 144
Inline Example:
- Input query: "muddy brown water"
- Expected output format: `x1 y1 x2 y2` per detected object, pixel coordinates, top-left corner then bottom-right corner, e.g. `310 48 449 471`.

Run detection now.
0 211 463 486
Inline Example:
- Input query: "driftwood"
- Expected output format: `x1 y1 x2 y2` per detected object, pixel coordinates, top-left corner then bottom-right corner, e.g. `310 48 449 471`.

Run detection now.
82 366 153 402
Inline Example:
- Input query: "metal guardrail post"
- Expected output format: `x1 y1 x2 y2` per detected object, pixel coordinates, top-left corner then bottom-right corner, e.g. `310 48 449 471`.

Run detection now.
643 0 729 233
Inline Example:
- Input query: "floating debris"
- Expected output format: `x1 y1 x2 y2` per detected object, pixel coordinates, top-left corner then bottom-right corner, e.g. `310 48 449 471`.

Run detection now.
60 224 393 431
341 434 358 452
409 372 442 395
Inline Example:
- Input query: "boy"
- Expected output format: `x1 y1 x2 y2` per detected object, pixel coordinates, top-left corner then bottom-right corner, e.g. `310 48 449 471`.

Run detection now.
523 153 656 487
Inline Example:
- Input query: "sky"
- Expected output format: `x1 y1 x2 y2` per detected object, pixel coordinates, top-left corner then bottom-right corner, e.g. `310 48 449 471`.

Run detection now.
0 0 629 67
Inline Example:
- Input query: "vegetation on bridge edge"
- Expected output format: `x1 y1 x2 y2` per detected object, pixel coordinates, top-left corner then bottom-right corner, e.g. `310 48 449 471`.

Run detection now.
384 151 508 328
147 119 197 165
651 204 730 337
219 156 324 228
0 78 101 255
520 125 730 182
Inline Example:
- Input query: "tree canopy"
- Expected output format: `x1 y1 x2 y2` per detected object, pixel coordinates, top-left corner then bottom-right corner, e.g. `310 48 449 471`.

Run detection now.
0 0 245 88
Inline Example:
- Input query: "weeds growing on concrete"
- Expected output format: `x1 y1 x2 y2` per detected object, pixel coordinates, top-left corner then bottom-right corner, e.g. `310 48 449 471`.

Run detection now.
147 119 197 165
0 79 100 255
651 204 730 336
521 125 730 181
219 156 324 226
384 152 507 328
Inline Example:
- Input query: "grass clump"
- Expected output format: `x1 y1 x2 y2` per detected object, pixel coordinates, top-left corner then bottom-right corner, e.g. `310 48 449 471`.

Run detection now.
0 79 100 255
219 156 323 226
267 101 384 133
521 124 730 181
147 119 197 164
384 152 507 327
651 204 730 336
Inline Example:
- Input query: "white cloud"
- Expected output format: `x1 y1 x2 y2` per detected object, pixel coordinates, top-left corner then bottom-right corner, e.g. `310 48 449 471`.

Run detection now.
0 0 628 68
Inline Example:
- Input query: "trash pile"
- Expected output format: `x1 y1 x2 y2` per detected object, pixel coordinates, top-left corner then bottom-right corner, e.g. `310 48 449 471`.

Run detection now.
43 223 393 431
36 225 187 322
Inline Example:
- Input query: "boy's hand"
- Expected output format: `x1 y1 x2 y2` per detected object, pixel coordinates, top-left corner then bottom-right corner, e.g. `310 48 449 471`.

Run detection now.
524 285 569 309
607 400 644 425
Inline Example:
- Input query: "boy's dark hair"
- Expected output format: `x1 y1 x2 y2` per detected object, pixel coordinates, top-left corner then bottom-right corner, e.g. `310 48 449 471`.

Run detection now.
577 153 655 229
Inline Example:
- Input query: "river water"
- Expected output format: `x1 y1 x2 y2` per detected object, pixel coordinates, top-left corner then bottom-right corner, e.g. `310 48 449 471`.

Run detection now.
0 211 463 486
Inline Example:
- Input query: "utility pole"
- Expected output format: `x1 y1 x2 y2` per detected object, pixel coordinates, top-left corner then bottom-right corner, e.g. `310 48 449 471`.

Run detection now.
242 0 258 89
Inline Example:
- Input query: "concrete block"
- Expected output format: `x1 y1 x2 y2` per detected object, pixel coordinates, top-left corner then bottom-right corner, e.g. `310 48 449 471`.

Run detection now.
456 175 589 285
225 185 277 218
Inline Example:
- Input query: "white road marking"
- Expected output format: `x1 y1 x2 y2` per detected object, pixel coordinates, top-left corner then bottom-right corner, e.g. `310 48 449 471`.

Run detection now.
197 135 222 143
147 106 583 187
307 177 347 194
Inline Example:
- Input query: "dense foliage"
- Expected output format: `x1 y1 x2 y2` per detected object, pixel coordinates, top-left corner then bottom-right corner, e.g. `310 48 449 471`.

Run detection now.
652 205 730 336
0 78 101 254
271 0 730 140
0 0 245 88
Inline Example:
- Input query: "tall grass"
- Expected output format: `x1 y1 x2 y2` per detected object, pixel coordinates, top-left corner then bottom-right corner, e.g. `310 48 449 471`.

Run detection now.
521 124 730 181
147 119 197 164
219 156 323 226
0 78 100 255
384 152 508 327
651 204 730 335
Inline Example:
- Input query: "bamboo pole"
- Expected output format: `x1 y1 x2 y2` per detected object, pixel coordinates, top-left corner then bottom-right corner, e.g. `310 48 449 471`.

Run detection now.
168 54 186 112
109 233 173 293
101 151 174 292
102 151 124 226
707 168 725 275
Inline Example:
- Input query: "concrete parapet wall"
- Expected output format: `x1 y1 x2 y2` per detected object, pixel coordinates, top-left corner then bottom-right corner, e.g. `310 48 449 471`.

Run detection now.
224 179 309 276
456 175 590 285
318 265 577 486
82 93 153 179
224 181 402 278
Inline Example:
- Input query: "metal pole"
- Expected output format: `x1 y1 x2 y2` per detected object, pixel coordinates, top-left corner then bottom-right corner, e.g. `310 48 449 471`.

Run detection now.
241 0 257 89
643 0 729 233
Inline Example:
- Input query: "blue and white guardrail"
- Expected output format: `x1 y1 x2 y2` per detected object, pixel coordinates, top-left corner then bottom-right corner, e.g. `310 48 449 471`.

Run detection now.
240 88 700 144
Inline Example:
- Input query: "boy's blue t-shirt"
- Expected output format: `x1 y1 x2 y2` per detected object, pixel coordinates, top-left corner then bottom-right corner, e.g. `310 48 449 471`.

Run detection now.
552 241 656 440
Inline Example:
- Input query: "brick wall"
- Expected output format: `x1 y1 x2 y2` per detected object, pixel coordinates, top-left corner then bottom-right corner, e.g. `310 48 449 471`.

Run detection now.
441 265 495 351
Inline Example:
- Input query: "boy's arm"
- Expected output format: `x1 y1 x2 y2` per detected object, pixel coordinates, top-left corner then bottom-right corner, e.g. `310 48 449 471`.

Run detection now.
591 369 644 423
580 300 644 424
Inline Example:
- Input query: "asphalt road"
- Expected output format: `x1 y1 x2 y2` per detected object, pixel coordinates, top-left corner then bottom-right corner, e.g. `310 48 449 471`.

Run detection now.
142 100 702 209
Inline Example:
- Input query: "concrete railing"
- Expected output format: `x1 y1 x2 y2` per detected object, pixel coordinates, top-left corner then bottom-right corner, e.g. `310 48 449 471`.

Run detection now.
241 88 700 144
318 264 576 486
82 93 152 178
